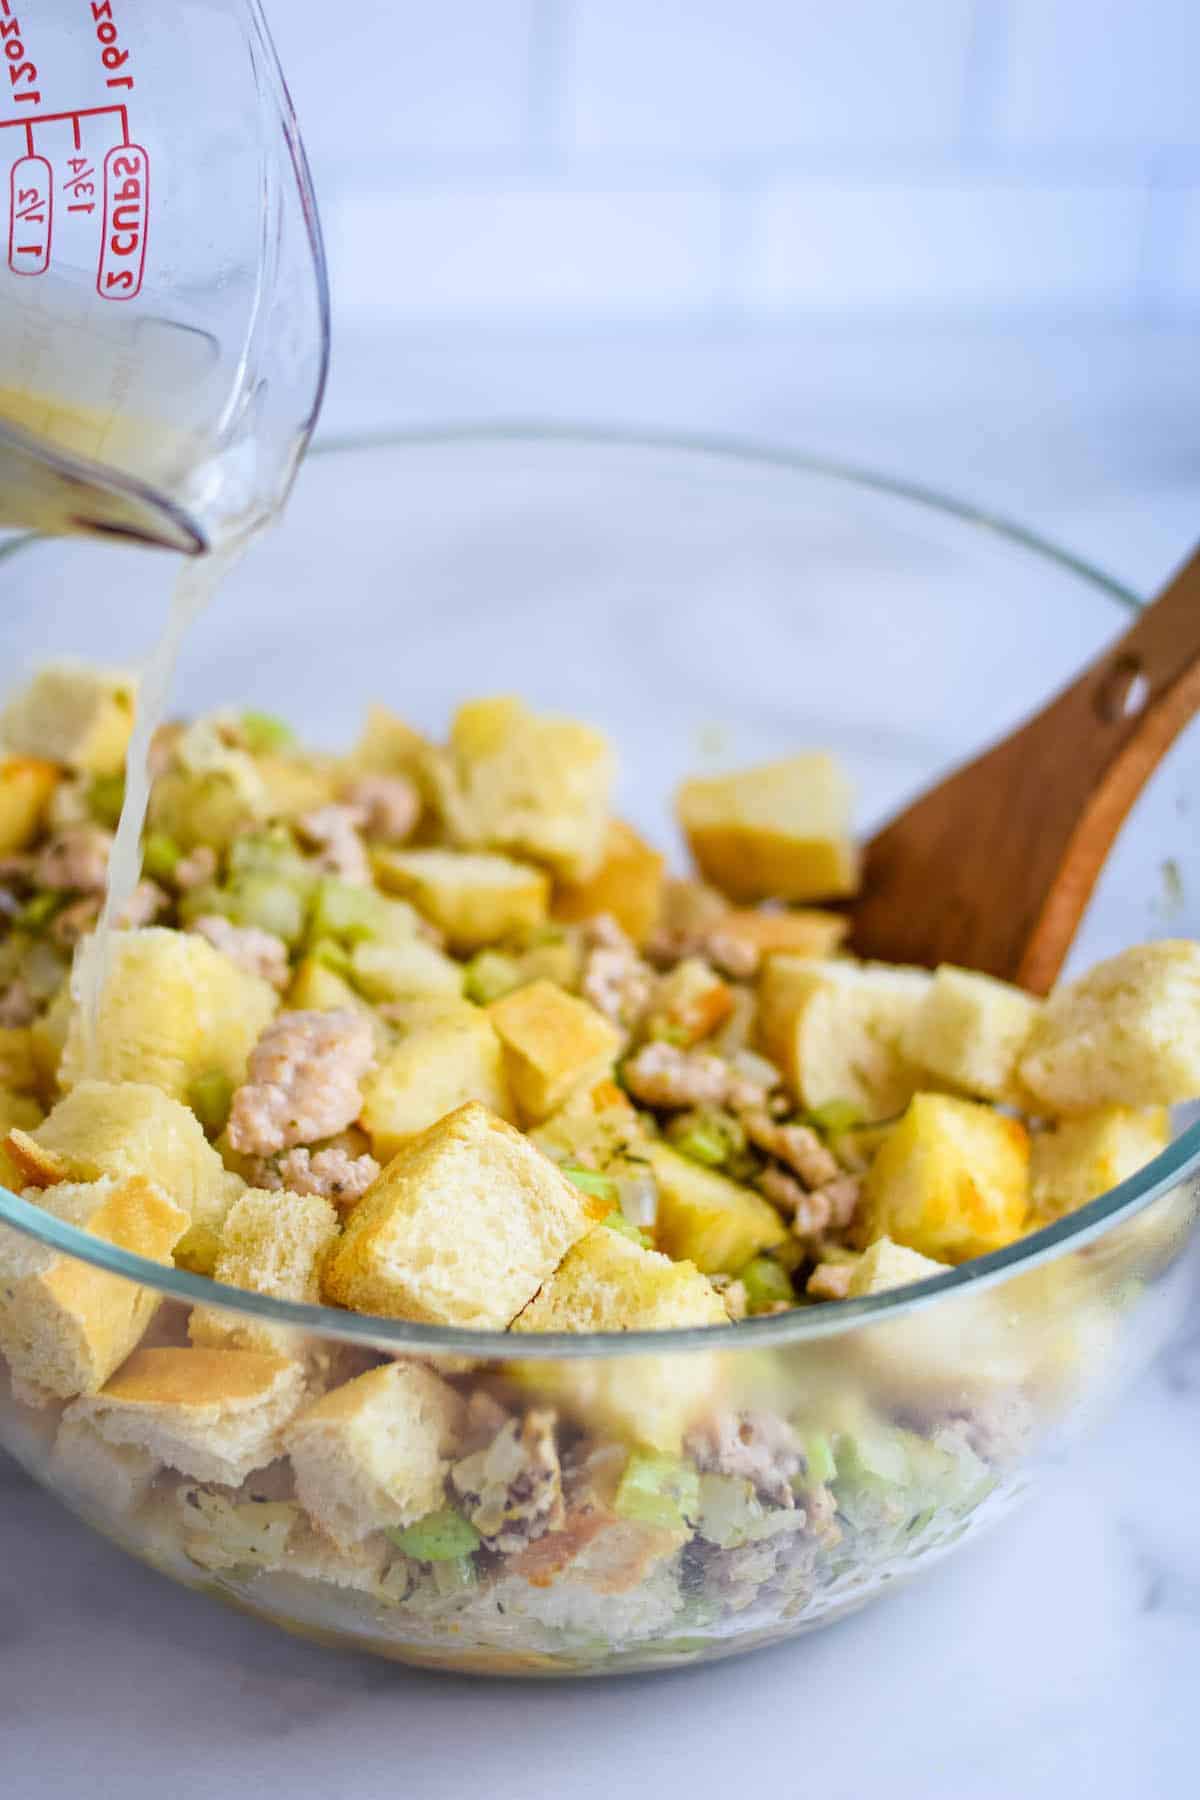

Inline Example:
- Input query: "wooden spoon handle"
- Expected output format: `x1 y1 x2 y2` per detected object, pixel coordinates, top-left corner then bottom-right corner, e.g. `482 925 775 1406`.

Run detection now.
1011 542 1200 990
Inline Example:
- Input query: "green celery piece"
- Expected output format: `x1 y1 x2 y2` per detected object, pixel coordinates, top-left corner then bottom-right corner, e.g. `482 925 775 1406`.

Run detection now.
671 1119 730 1168
614 1450 700 1534
188 1070 235 1137
462 949 522 1006
227 828 314 888
430 1555 478 1597
802 1429 838 1486
308 876 417 948
562 1165 618 1204
16 892 65 933
806 1098 865 1137
385 1509 481 1562
240 711 295 754
833 1424 911 1491
737 1255 794 1314
310 936 355 978
142 832 181 884
227 874 307 946
88 771 126 829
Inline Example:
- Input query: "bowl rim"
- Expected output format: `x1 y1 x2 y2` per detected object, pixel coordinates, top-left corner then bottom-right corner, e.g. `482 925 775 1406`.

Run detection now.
0 422 1194 1363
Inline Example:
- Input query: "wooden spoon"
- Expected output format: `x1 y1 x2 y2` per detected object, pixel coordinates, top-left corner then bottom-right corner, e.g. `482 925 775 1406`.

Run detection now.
850 543 1200 995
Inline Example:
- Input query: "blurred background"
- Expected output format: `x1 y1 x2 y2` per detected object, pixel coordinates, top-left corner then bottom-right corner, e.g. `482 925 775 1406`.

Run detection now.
268 0 1200 589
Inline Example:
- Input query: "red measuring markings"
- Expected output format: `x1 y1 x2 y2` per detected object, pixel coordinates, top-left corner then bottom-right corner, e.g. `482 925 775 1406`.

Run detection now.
7 151 49 274
97 141 147 299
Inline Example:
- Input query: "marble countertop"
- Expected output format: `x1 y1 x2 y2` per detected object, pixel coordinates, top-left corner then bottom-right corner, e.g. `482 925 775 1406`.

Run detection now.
3 321 1199 1798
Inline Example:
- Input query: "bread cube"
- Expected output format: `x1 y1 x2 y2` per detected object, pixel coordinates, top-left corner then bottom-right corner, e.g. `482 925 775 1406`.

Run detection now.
1019 941 1200 1113
58 928 278 1105
487 979 621 1124
0 1176 189 1398
645 1142 788 1274
759 957 931 1118
1030 1106 1170 1226
348 937 464 1005
0 1088 44 1197
285 1361 464 1548
0 755 60 853
676 753 859 903
504 1445 690 1594
254 751 339 818
0 663 136 775
348 703 428 779
67 1347 305 1487
23 1080 241 1275
845 1236 949 1298
710 907 849 961
323 1102 607 1327
359 1003 512 1161
515 1225 727 1332
188 1189 340 1355
857 1094 1030 1263
52 1414 161 1517
30 982 72 1096
552 820 666 946
373 847 549 953
904 965 1042 1104
424 696 615 881
508 1347 724 1457
148 717 271 851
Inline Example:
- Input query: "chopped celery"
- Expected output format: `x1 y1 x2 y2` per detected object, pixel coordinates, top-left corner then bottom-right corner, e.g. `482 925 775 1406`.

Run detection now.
239 710 295 754
614 1450 700 1534
227 828 315 890
188 1070 235 1137
562 1165 618 1204
308 876 418 948
430 1555 478 1597
142 832 181 884
802 1429 837 1486
667 1108 747 1172
601 1213 653 1248
834 1424 911 1491
805 1098 865 1137
180 875 307 947
385 1508 481 1562
695 1473 806 1549
88 771 126 829
462 949 522 1005
310 936 355 978
349 938 462 1003
16 892 64 933
737 1255 794 1314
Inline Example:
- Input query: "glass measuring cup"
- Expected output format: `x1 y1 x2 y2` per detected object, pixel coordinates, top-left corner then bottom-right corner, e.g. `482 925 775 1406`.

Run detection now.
0 0 329 551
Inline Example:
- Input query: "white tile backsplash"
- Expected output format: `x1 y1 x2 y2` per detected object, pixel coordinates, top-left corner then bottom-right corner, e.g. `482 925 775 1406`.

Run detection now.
561 0 975 152
258 0 1200 324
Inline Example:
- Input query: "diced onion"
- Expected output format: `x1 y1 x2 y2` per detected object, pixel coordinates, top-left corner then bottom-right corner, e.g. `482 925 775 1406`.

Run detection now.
730 1049 780 1091
617 1172 658 1229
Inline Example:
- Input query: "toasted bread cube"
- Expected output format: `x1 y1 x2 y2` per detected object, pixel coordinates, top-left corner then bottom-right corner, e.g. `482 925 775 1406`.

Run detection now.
59 928 278 1104
845 1236 949 1298
1019 941 1200 1113
348 937 464 1005
0 1027 38 1094
424 696 615 881
676 753 859 903
515 1226 728 1332
285 1361 464 1549
487 979 621 1124
645 1142 788 1274
65 1346 305 1486
188 1189 340 1355
254 751 339 818
0 663 136 776
323 1102 608 1327
148 717 271 851
1030 1106 1170 1226
25 1080 241 1275
504 1444 692 1593
508 1347 725 1457
359 1003 512 1161
904 965 1042 1104
759 957 931 1118
857 1094 1029 1263
711 907 849 961
0 1176 189 1398
349 703 428 778
373 847 550 953
530 1079 648 1171
0 1089 44 1197
552 820 666 947
0 755 60 853
52 1414 161 1517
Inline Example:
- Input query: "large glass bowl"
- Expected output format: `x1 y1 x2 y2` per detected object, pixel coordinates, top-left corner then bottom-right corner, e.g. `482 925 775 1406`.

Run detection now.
0 430 1197 1677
